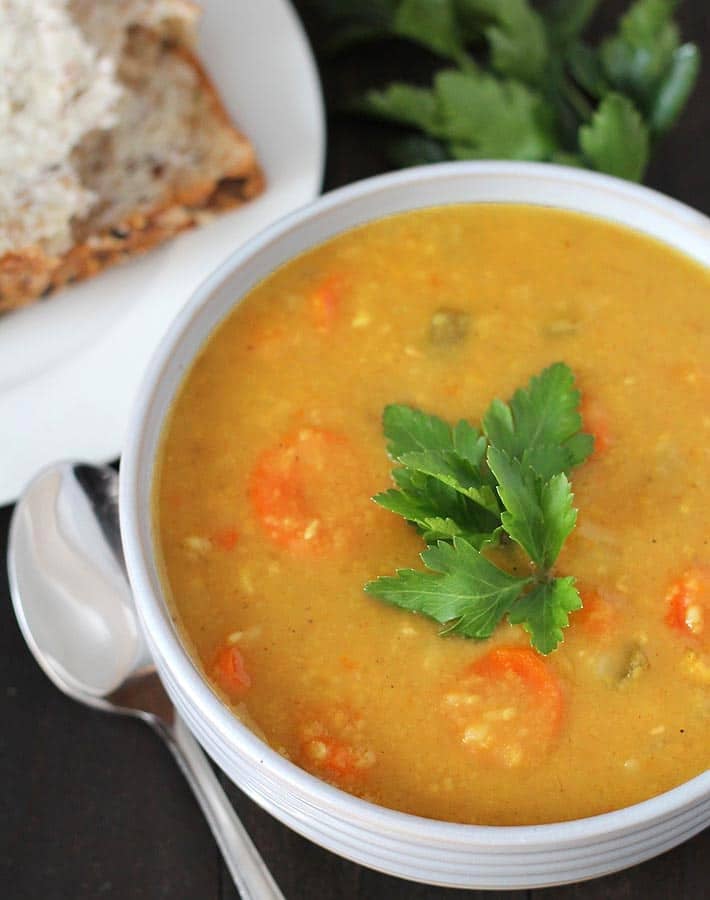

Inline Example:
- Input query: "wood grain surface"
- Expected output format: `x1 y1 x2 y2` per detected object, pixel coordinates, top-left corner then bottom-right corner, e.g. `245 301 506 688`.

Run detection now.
1 2 708 897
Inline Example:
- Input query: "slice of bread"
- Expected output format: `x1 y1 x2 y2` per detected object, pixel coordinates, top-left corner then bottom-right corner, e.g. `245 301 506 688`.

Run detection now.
0 10 263 313
69 0 201 54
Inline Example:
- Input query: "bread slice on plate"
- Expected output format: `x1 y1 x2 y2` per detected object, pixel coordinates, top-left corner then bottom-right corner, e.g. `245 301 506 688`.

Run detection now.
0 1 264 312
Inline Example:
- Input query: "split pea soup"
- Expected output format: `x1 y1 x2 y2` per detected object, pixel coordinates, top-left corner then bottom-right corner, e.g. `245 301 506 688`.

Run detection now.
155 204 709 826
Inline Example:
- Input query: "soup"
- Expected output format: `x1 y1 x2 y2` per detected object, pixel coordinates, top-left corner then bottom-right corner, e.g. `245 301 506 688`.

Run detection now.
155 205 709 826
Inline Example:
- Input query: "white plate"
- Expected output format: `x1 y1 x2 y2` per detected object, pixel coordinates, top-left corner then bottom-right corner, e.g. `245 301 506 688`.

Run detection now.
0 0 324 507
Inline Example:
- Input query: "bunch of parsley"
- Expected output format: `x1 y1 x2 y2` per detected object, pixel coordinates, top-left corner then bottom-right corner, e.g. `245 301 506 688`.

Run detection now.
308 0 700 182
365 363 593 654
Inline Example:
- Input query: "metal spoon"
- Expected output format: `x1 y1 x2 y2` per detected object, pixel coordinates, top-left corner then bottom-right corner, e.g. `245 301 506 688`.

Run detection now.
8 461 285 900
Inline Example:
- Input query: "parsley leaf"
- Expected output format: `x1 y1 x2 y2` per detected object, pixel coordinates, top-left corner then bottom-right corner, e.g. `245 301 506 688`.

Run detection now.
579 92 649 181
508 576 582 654
361 69 556 162
487 448 576 569
435 70 556 160
544 0 601 46
599 0 681 113
392 0 469 64
357 83 441 132
565 40 607 98
365 537 530 638
399 449 499 512
385 410 495 506
469 0 549 84
375 406 500 540
308 0 699 182
374 470 498 546
649 42 701 134
382 403 485 460
597 0 700 139
368 362 589 653
482 362 593 475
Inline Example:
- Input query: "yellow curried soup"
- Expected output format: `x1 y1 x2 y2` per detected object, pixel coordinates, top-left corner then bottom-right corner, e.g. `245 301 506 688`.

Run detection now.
155 205 709 826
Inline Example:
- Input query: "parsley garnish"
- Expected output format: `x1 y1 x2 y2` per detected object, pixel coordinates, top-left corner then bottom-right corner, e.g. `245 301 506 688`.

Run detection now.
308 0 700 182
365 362 592 653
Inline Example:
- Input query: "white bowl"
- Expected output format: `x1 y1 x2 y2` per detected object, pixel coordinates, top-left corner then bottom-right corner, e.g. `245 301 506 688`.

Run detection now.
119 162 710 890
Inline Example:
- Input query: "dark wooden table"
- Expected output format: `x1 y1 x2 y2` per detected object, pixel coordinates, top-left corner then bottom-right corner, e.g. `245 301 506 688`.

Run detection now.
2 3 708 898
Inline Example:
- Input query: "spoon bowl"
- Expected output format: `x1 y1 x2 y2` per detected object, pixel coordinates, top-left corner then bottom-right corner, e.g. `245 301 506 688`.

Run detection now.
8 461 284 900
10 463 150 705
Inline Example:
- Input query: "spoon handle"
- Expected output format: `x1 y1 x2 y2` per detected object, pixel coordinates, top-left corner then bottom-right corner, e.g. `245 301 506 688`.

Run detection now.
160 714 286 900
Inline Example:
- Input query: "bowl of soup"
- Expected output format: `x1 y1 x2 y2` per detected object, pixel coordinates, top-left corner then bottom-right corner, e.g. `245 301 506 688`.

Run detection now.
119 161 710 889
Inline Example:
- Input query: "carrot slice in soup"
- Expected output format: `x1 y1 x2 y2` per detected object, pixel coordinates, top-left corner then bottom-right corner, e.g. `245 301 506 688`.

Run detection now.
574 587 618 637
248 426 359 556
212 644 251 697
665 567 709 649
298 706 376 783
309 274 344 332
304 736 361 778
580 393 611 457
442 647 564 768
212 527 239 551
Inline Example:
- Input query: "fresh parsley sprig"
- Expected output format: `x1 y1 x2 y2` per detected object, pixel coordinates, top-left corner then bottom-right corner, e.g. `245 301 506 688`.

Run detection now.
364 362 592 653
308 0 700 182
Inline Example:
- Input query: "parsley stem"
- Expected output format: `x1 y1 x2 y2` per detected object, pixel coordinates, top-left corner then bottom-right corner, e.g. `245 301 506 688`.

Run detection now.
562 76 593 123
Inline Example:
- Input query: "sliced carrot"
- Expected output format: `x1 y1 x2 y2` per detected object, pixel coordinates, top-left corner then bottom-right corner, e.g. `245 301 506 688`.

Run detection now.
470 648 564 719
304 736 360 778
212 527 239 551
298 706 376 782
580 393 611 457
248 426 358 556
211 644 251 697
309 274 344 332
574 587 618 637
442 646 564 768
664 567 709 649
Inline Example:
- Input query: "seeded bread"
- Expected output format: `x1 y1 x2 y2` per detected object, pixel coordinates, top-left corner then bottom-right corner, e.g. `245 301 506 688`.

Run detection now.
0 5 263 312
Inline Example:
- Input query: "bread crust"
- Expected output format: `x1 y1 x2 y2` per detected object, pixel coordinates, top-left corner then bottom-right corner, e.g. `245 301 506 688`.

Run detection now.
0 29 264 313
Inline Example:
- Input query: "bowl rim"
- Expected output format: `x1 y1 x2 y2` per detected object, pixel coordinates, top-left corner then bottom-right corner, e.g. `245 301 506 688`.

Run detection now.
120 160 710 847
